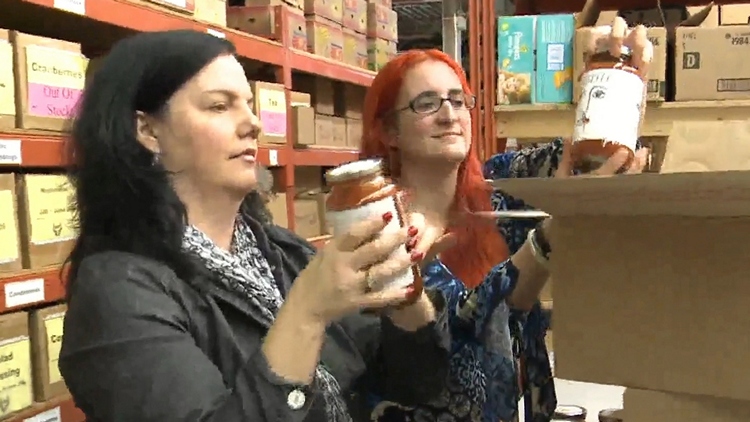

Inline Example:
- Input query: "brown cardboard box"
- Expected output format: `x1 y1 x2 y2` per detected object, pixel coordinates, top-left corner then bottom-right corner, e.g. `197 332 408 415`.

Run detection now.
290 90 311 106
331 116 347 148
366 3 397 41
342 0 366 33
266 192 289 227
623 388 750 422
314 114 335 146
242 0 302 10
721 4 750 25
335 83 366 118
0 174 22 274
291 106 315 146
343 29 367 69
29 304 68 401
293 193 325 238
573 2 713 102
345 117 362 147
306 15 343 61
675 26 750 101
304 0 343 23
228 5 308 50
249 81 287 145
294 75 335 115
0 311 33 417
367 37 396 71
10 32 87 131
194 0 227 25
0 30 15 130
15 174 75 270
492 165 750 401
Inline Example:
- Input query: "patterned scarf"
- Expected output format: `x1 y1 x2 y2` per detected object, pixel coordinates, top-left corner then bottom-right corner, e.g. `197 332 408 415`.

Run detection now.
182 218 352 422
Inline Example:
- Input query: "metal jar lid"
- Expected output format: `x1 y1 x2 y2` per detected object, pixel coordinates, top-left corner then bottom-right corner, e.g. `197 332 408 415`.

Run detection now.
325 158 383 184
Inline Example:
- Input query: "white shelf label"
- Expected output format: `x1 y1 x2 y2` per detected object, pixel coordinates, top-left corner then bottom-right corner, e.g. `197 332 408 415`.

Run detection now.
5 278 45 308
207 28 225 39
269 150 278 166
53 0 85 15
24 406 61 422
0 140 21 165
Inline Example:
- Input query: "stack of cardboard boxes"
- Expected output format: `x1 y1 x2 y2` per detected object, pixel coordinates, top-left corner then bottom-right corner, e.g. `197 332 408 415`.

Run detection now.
295 75 364 149
226 0 397 70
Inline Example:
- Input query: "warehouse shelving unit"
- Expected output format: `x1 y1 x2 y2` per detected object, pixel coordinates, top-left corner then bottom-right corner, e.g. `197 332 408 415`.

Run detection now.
0 0 363 418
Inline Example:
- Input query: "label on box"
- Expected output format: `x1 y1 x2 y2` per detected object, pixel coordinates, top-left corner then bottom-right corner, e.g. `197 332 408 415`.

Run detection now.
53 0 85 15
44 314 64 384
25 175 76 245
0 335 33 416
0 42 15 116
0 140 21 165
258 89 286 137
25 45 87 119
5 278 45 308
24 406 61 422
0 190 20 264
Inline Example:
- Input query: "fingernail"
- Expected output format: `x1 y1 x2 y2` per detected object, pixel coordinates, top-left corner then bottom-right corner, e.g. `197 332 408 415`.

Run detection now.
406 237 418 250
382 212 393 223
407 226 418 237
405 286 415 296
410 251 424 262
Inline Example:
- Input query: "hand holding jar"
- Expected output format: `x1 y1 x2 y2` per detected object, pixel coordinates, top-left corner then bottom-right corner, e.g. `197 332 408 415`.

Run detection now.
570 17 654 174
292 212 422 324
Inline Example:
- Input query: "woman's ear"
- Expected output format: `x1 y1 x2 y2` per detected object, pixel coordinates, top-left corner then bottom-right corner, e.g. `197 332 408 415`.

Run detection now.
134 111 160 154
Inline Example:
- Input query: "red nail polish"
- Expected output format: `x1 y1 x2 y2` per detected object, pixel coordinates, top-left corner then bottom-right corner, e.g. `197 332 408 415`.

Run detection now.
410 251 424 262
406 237 418 249
407 226 418 237
405 286 415 295
382 212 393 222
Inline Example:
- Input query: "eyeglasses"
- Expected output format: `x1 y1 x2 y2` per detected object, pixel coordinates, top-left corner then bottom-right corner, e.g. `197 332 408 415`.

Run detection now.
395 92 477 115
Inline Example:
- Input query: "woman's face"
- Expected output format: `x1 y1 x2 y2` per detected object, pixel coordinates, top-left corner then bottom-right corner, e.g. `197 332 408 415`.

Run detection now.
392 60 472 164
137 54 261 196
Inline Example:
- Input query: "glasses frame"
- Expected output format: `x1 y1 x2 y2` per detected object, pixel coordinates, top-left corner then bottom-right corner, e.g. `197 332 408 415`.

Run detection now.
394 93 477 115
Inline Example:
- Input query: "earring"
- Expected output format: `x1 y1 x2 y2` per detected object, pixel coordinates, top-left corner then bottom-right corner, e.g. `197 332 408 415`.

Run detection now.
151 152 161 166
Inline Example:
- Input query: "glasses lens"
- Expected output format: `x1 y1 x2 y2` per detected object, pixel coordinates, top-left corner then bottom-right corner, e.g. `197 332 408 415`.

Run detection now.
412 95 441 114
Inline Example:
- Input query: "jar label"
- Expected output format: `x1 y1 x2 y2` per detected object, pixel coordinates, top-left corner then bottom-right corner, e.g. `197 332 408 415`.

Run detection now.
326 196 414 291
572 68 644 151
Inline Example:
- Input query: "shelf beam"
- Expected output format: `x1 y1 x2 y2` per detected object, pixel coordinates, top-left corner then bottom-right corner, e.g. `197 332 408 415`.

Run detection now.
495 100 750 139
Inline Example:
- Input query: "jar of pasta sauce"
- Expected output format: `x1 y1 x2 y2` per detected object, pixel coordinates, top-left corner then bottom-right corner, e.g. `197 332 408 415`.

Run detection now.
324 159 422 304
571 43 645 173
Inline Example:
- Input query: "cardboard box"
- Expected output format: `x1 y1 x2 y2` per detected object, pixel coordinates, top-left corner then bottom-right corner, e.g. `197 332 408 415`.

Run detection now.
345 117 362 147
229 5 307 50
15 174 75 270
306 15 344 61
366 3 397 41
294 75 335 115
343 29 367 69
342 0 366 33
573 2 713 102
335 83 365 118
10 32 87 131
492 164 750 401
0 174 22 274
250 81 287 145
291 106 315 146
497 16 535 105
675 26 750 101
720 4 750 25
303 0 343 23
624 388 750 422
29 304 68 401
315 113 334 146
366 37 396 71
194 0 227 25
0 30 15 130
0 312 33 417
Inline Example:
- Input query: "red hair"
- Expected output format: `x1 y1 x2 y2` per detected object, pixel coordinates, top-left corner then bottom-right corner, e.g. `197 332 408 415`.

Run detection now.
359 49 509 288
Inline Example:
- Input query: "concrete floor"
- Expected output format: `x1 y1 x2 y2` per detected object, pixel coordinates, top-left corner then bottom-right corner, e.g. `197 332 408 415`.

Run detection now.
520 353 625 422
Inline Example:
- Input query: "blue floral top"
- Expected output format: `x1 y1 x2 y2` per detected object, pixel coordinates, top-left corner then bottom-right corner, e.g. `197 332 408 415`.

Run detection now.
370 139 564 422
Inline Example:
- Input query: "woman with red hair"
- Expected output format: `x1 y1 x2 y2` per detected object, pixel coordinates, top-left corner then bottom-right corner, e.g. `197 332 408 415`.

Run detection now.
359 19 651 422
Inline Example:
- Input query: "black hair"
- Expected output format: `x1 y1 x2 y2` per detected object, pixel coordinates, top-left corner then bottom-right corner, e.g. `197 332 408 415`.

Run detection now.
65 30 257 296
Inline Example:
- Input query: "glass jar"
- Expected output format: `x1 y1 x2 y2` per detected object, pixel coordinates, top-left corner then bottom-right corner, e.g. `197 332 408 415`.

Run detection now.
552 404 587 421
571 45 645 173
324 159 422 304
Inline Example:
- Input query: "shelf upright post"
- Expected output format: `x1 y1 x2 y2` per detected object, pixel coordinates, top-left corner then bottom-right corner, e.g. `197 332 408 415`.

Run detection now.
481 0 497 158
442 0 462 63
276 5 297 232
468 0 483 160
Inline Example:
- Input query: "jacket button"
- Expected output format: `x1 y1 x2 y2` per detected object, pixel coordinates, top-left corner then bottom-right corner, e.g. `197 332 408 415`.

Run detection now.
287 389 306 410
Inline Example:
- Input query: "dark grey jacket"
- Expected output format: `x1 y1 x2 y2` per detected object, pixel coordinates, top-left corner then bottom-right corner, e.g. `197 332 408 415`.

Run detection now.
59 219 450 422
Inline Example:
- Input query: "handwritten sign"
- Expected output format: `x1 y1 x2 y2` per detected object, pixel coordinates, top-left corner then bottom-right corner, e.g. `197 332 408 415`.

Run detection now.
257 88 286 137
25 175 76 245
25 45 87 119
0 190 19 264
44 315 64 384
0 42 15 116
0 336 33 417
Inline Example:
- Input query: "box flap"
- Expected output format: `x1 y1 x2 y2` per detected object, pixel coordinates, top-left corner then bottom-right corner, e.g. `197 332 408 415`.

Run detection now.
489 171 750 216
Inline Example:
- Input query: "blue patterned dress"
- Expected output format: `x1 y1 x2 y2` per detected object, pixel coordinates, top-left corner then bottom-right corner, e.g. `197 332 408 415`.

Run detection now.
370 139 564 422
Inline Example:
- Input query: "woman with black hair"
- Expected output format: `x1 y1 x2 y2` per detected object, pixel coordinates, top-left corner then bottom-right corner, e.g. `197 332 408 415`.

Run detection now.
59 30 450 422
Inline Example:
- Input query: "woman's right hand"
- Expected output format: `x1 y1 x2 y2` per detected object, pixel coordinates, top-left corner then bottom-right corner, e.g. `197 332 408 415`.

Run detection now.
291 212 420 324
